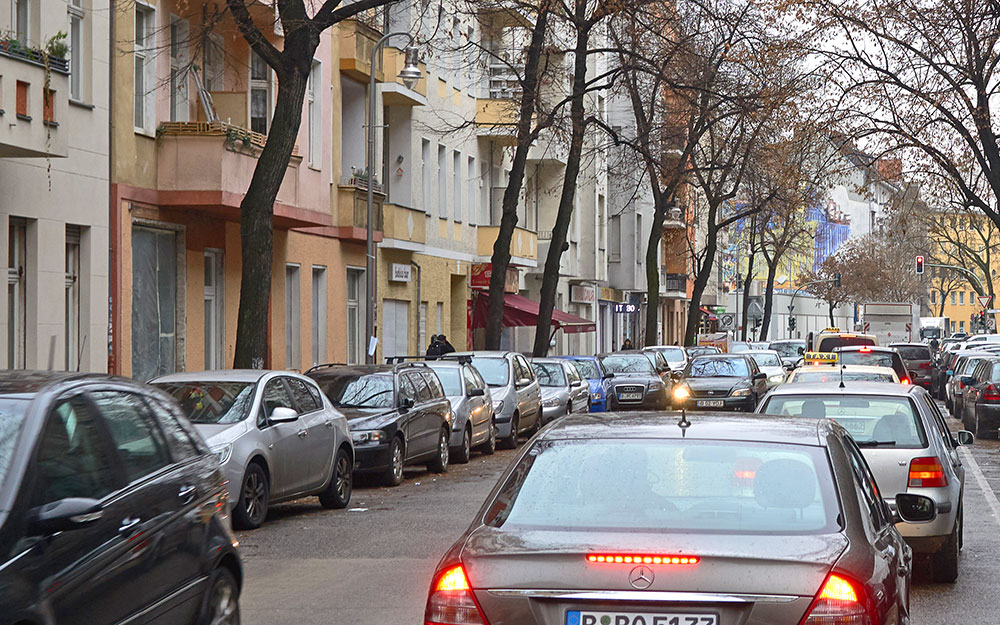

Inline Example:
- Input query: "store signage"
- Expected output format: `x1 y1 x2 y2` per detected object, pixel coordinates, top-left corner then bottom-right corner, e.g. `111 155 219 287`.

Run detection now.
614 303 641 314
390 263 412 282
570 285 596 304
599 287 625 303
470 263 519 293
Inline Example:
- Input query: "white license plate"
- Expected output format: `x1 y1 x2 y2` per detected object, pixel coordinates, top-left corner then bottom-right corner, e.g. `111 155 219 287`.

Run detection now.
619 392 643 400
567 610 718 625
697 400 725 407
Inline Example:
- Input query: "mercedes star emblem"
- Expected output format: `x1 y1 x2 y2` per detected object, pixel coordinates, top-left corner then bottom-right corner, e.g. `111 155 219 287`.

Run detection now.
629 565 654 589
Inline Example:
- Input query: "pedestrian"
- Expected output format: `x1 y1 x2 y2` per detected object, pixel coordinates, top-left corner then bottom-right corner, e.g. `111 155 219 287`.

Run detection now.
438 334 456 354
426 335 442 358
930 337 940 353
622 338 633 350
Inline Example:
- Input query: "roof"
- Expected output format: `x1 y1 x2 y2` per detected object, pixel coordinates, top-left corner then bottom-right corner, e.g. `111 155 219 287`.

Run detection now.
538 412 829 446
304 365 395 379
766 381 920 397
834 346 897 353
0 371 123 395
152 369 276 384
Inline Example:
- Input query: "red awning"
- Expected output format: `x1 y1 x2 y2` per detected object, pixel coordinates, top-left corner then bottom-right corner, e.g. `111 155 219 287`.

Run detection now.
472 292 596 334
699 306 718 321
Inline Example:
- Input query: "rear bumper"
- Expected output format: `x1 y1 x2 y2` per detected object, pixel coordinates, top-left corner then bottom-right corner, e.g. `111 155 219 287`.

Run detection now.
975 404 1000 432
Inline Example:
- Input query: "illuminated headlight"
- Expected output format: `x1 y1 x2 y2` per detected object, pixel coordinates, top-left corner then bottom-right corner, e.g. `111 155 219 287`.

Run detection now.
351 430 386 444
542 397 561 407
769 374 784 384
591 391 603 400
730 387 752 397
492 400 505 413
673 385 691 400
211 443 233 465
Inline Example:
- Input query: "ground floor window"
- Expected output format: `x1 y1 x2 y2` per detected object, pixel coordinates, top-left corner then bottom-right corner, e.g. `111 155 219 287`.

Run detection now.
346 267 364 364
131 225 179 382
7 218 27 369
204 249 224 369
65 225 81 370
312 266 327 366
285 264 301 369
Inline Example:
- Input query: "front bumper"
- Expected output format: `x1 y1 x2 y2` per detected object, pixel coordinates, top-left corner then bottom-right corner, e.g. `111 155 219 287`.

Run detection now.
609 391 669 411
541 404 567 423
589 397 608 412
353 443 394 474
676 395 757 412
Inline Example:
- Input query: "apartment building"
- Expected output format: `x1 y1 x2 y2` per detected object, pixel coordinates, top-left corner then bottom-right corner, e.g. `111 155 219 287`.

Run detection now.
1 0 109 371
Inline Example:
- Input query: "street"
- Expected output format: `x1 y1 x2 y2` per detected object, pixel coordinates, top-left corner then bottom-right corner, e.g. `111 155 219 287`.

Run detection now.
236 406 1000 625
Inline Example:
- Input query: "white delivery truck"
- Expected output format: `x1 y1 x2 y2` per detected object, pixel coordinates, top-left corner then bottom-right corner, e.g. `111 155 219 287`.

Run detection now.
920 317 950 341
861 303 920 345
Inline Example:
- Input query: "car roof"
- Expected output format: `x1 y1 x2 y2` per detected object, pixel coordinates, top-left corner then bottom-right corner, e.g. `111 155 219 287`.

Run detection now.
530 358 567 364
152 369 277 384
770 339 804 343
766 381 921 397
305 364 396 378
745 349 780 356
0 370 129 396
691 353 749 360
538 412 831 446
888 342 927 348
452 351 513 358
834 345 897 353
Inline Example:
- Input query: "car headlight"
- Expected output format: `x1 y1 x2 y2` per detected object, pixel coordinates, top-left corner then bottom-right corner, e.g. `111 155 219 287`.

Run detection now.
492 400 505 413
351 430 386 444
542 397 561 407
769 374 784 384
591 391 603 400
211 443 233 465
673 385 691 400
647 381 665 392
731 387 752 397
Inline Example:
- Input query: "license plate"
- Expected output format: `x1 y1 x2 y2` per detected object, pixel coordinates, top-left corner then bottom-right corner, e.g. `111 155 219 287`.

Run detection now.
697 400 725 407
567 610 718 625
619 392 643 400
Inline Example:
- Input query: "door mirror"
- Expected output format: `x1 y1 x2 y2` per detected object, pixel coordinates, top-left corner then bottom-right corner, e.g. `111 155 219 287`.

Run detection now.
467 387 486 398
399 397 415 411
783 363 794 372
27 497 103 536
752 372 767 381
892 493 937 524
670 371 682 381
797 347 804 355
270 406 299 423
957 430 975 446
516 377 531 388
571 380 583 388
603 372 615 380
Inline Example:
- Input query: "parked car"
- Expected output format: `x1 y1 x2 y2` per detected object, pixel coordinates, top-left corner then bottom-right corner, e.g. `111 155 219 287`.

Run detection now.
957 355 1000 439
745 349 788 387
685 345 721 357
948 353 994 416
786 364 900 384
890 342 934 389
554 355 613 412
305 363 451 487
530 358 590 424
759 382 972 582
643 345 688 372
937 349 987 402
425 412 937 625
729 341 752 353
0 372 243 625
154 369 354 528
641 348 674 385
598 352 670 410
834 345 909 383
769 338 807 367
449 351 542 450
672 354 769 411
424 358 495 463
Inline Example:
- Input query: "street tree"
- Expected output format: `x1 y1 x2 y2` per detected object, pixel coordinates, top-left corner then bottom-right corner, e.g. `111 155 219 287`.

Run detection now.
800 255 850 326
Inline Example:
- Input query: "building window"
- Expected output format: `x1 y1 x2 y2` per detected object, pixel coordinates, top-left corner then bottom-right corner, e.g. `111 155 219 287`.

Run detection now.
134 4 154 132
609 215 621 262
42 89 55 124
308 60 321 167
970 292 975 305
65 226 81 370
951 292 957 306
204 35 225 91
169 17 189 122
453 150 462 222
418 302 427 353
960 321 966 332
438 145 448 219
311 266 327 366
285 264 301 369
959 292 965 306
467 156 477 226
636 214 643 264
436 302 444 336
8 219 27 369
346 268 364 364
69 0 84 100
250 50 272 135
204 249 224 369
930 290 937 304
131 225 179 382
14 0 28 44
15 81 29 119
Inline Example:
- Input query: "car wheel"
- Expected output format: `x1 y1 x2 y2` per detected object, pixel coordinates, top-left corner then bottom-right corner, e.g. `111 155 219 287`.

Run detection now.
198 567 240 625
932 522 960 583
428 428 450 473
479 418 497 455
453 425 472 464
234 463 268 530
318 447 352 509
381 437 405 487
499 414 519 450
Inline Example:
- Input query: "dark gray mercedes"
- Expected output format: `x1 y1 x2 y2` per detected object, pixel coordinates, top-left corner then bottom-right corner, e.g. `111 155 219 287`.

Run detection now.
424 412 936 625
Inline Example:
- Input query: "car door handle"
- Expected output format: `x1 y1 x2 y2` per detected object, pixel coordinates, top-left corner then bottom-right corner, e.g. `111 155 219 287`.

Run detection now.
178 485 197 504
297 429 308 438
119 517 141 534
325 420 334 428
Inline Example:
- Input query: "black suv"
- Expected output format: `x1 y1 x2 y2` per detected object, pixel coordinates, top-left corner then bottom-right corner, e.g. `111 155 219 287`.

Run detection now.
0 372 242 625
307 363 452 486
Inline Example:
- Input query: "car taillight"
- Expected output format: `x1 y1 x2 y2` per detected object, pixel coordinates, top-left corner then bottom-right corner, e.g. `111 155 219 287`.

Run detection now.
908 457 948 488
919 362 932 369
901 378 910 384
425 564 488 625
799 573 871 625
984 384 1000 401
859 347 871 353
587 553 700 565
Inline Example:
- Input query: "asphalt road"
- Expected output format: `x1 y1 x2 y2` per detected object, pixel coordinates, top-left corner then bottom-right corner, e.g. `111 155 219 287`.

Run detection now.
236 407 1000 625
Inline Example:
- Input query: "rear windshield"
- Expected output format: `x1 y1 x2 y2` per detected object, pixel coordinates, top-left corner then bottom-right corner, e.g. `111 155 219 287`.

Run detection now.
569 359 600 379
532 363 567 387
761 395 927 448
319 374 394 409
687 347 720 356
817 336 876 352
601 355 655 374
429 367 462 396
484 439 840 535
893 346 931 360
790 370 896 384
749 353 781 367
652 347 686 363
730 343 751 353
770 341 805 357
158 382 256 424
688 358 749 377
838 351 897 369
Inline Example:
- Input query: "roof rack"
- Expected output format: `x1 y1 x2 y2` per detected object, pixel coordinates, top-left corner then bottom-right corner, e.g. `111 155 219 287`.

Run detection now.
387 355 472 365
434 354 474 365
305 363 349 374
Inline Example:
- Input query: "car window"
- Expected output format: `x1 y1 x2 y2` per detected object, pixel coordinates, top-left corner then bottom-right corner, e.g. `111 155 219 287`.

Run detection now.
398 375 417 404
90 390 173 483
570 359 600 379
433 367 464 396
770 342 805 357
657 347 686 363
462 366 480 395
422 371 445 399
600 354 655 374
894 345 931 360
837 351 898 370
750 353 781 367
817 336 876 351
32 398 119 507
142 396 201 460
761 395 928 448
306 382 323 407
472 357 510 387
516 356 534 382
922 394 957 450
842 437 891 531
688 358 750 377
408 373 433 403
285 377 320 413
992 363 1000 380
0 397 29 492
261 378 295 417
157 381 256 425
532 362 567 387
566 364 582 384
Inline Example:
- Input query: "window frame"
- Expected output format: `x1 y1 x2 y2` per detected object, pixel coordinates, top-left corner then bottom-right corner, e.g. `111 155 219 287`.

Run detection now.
87 389 175 484
285 263 301 369
68 0 85 101
249 50 273 135
133 3 156 134
307 59 322 167
203 249 225 370
168 15 190 122
65 226 81 371
8 218 27 369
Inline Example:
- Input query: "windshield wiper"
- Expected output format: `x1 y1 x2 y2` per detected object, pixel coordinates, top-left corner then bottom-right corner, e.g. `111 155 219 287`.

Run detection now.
856 440 896 447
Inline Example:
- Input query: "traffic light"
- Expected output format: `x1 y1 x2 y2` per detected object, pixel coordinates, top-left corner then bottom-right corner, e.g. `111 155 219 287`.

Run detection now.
915 255 924 274
833 273 841 288
789 317 797 331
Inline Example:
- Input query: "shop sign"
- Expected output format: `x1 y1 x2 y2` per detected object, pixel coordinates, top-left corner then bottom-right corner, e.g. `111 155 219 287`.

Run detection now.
570 285 596 304
470 263 520 293
599 287 625 303
614 302 641 314
390 263 412 282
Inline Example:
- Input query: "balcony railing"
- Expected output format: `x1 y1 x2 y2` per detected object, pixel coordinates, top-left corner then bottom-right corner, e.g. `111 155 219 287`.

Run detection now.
342 173 384 195
157 121 299 156
662 271 687 293
0 40 69 74
488 62 523 100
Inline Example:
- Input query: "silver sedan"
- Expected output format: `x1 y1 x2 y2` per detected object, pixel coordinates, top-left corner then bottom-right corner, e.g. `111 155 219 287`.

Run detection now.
426 359 496 463
531 358 590 424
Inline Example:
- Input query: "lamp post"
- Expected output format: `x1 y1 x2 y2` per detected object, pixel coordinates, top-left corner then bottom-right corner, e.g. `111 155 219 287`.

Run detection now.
366 36 421 364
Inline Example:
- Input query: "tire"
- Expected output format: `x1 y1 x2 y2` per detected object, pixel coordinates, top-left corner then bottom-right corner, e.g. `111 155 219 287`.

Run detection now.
453 426 472 464
381 437 405 487
318 447 352 509
234 463 268 530
428 428 450 473
478 418 496 455
566 402 573 417
499 414 519 450
198 567 240 625
932 522 960 583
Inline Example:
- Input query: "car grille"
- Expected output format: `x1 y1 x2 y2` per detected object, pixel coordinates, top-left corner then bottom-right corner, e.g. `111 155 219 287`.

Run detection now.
615 384 646 403
691 388 728 398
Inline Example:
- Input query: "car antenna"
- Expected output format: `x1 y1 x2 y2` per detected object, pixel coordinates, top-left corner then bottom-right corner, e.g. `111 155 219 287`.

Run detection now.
677 408 690 437
839 364 846 389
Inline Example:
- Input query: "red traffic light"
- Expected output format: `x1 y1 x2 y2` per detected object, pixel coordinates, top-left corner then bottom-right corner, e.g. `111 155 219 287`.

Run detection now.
915 255 925 274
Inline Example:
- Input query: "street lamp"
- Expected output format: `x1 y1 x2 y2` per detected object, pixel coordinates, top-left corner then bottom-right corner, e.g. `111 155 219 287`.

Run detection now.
366 35 422 364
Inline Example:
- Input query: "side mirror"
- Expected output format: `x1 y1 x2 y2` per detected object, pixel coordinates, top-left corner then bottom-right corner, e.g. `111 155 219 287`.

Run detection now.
670 371 682 380
603 372 615 380
571 380 583 388
892 493 937 524
783 363 794 371
270 407 299 423
752 372 767 381
516 377 531 388
27 498 103 536
399 397 415 411
957 430 975 446
797 347 805 355
467 387 486 398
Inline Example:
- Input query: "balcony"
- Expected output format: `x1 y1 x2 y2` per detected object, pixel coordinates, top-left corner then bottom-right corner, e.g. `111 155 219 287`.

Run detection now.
0 44 69 158
476 98 520 146
339 18 384 83
661 271 688 298
335 178 384 241
382 203 425 245
527 127 568 165
663 204 687 230
477 225 537 265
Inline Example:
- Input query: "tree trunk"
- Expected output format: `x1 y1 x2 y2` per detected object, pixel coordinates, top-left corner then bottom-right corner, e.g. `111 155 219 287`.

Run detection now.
829 302 835 327
759 258 778 340
485 6 550 350
644 192 667 347
684 221 719 346
233 64 310 369
740 255 754 341
533 9 588 357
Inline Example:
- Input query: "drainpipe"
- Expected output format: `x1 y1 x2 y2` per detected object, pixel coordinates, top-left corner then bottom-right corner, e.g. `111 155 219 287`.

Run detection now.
107 0 115 374
411 260 421 355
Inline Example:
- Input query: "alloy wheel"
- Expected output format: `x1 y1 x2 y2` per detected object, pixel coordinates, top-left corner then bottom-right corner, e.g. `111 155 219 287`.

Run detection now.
440 430 450 467
336 453 352 500
208 573 239 625
244 472 265 524
392 441 404 481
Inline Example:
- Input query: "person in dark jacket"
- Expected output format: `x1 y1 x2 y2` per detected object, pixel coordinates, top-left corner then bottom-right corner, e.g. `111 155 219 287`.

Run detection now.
438 334 456 354
426 335 442 357
622 338 633 350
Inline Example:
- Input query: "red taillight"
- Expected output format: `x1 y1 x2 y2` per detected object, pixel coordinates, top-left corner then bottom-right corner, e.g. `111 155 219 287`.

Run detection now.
908 457 948 488
587 553 700 565
901 378 911 385
859 347 871 353
984 384 1000 401
425 564 487 625
919 362 932 369
799 573 870 625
